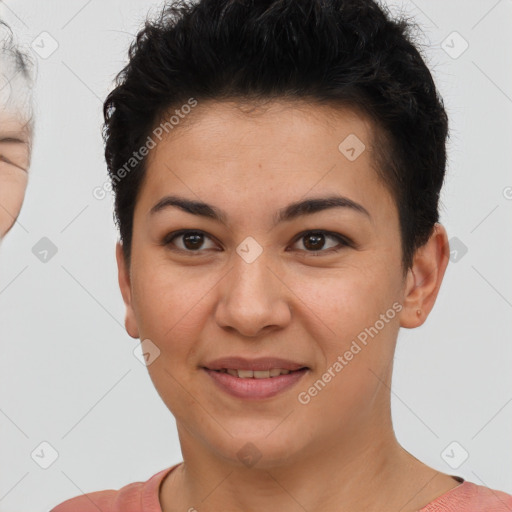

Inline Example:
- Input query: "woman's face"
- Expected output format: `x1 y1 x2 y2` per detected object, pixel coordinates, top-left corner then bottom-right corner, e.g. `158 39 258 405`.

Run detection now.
118 100 421 466
0 53 32 240
0 109 31 238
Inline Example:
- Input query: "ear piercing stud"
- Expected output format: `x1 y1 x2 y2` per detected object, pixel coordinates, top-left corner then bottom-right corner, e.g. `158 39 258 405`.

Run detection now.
416 309 422 316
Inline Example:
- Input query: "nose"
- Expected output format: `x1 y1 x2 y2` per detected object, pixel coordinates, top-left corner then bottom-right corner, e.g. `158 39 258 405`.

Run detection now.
214 252 292 338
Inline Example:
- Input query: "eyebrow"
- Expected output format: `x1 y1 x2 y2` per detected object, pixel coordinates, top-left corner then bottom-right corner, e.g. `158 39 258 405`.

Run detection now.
0 136 28 144
149 194 371 226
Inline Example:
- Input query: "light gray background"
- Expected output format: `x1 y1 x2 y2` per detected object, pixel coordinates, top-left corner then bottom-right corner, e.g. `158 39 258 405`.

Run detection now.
0 0 511 510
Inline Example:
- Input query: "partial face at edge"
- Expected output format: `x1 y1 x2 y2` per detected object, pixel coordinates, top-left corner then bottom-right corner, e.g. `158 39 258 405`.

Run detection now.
0 70 32 239
116 100 443 466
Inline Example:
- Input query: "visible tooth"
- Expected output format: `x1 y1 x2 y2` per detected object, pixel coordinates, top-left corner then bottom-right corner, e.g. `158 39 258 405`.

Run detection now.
222 368 296 378
237 369 254 378
254 370 270 379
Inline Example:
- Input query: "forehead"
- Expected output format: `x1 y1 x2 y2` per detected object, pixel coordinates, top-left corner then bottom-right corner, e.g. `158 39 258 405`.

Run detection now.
0 52 33 121
0 110 31 137
152 99 375 154
139 100 395 225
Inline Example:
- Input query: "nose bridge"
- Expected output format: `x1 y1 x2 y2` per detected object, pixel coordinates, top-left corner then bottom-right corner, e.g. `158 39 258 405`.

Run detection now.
232 248 271 298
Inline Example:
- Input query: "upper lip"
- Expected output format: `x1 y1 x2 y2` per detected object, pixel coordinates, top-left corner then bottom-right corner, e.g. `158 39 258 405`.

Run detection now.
203 357 308 371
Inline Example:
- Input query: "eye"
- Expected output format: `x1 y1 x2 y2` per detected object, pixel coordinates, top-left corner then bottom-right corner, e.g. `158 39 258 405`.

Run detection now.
289 230 351 255
162 229 351 256
162 230 219 254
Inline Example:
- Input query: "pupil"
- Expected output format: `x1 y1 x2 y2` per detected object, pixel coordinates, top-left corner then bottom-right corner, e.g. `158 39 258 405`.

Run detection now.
304 233 324 250
184 232 203 250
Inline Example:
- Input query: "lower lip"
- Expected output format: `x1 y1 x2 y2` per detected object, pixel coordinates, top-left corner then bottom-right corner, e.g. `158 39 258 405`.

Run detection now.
203 368 308 400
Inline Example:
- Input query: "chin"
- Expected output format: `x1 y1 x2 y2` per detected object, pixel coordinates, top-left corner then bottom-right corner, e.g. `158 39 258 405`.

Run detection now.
207 427 307 470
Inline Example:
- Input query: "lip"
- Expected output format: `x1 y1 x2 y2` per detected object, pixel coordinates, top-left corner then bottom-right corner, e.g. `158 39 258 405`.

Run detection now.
203 367 309 400
203 356 308 372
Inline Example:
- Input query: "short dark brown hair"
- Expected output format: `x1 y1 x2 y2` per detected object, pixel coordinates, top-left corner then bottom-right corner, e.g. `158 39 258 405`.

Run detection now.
103 0 449 271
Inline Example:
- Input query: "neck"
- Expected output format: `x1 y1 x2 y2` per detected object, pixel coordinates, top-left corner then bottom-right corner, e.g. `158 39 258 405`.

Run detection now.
160 417 448 512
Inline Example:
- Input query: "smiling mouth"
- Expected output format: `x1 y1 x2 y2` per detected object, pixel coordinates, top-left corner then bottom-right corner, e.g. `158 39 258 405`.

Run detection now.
202 366 309 400
208 368 308 378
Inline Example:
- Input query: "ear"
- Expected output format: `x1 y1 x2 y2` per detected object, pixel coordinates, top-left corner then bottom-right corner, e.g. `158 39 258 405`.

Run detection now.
399 223 450 328
115 241 140 339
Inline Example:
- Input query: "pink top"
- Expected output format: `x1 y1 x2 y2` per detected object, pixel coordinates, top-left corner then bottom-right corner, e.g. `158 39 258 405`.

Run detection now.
50 464 512 512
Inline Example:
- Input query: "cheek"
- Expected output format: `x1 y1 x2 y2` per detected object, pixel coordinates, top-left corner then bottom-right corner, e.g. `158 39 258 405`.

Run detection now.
131 262 218 349
131 266 212 415
0 167 28 235
296 275 399 423
296 262 398 336
294 264 400 400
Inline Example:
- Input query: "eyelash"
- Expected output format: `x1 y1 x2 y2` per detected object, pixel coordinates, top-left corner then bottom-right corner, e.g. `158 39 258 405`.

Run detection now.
161 229 352 256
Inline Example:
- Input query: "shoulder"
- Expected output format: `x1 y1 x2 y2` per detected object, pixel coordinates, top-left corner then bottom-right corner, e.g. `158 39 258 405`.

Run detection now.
467 481 512 511
50 466 178 512
50 489 118 512
50 482 144 512
421 480 512 511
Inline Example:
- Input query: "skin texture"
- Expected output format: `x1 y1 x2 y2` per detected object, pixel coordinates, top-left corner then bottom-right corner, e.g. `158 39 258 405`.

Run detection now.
0 44 33 240
0 110 31 238
116 100 455 512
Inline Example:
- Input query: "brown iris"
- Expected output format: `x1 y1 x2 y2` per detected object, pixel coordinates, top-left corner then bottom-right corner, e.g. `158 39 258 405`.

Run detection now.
302 232 325 251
